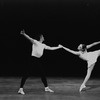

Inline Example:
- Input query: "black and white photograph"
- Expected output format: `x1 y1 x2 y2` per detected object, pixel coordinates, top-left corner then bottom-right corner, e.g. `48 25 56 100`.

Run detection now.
0 0 100 100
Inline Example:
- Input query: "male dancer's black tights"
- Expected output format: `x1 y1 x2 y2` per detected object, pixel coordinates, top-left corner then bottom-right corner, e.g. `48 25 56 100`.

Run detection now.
20 56 48 88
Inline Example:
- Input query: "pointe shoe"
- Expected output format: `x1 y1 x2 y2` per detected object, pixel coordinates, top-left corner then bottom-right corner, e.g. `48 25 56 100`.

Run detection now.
79 85 86 92
18 89 25 95
45 87 54 93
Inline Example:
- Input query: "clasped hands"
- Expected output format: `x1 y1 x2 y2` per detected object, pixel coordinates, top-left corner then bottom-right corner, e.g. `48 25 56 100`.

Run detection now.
58 44 64 48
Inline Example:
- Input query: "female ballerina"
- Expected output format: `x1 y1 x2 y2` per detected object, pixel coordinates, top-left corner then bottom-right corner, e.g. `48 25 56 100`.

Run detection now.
18 30 62 94
60 41 100 92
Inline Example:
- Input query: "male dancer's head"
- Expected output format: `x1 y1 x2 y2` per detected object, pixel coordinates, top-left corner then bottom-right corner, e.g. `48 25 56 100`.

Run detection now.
39 34 44 43
35 33 44 43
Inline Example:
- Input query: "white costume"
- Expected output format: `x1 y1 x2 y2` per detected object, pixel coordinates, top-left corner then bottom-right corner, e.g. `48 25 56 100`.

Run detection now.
79 50 100 67
31 40 47 58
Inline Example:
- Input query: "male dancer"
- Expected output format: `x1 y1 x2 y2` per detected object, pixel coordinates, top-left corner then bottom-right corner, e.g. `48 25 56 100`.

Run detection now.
18 30 62 94
60 41 100 91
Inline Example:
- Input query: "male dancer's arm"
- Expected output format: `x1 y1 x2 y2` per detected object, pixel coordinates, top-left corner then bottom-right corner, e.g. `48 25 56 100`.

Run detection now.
44 44 62 50
86 41 100 49
20 29 34 43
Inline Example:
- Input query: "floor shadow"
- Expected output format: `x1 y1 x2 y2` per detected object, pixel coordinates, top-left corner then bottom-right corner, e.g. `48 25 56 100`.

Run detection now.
82 85 100 91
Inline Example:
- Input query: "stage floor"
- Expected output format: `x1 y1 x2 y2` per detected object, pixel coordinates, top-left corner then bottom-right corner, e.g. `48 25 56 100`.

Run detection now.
0 77 100 100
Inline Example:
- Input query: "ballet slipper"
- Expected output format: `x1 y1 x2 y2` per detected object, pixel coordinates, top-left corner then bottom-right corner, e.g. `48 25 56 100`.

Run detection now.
79 84 86 92
45 87 54 92
18 89 25 95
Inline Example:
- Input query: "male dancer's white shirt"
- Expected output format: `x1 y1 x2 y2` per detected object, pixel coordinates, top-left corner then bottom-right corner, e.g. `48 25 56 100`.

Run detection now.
31 40 47 58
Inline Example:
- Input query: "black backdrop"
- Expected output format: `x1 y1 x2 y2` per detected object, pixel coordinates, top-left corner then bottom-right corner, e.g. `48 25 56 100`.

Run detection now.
0 0 100 78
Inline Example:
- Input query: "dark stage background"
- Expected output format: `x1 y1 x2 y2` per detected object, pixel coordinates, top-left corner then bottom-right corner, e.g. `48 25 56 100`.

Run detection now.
0 0 100 78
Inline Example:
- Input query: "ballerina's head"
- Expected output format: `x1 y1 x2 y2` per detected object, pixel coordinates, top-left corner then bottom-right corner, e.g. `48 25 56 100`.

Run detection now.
77 44 87 52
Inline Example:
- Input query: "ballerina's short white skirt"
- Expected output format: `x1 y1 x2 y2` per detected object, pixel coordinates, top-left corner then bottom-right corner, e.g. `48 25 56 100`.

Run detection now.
87 50 100 67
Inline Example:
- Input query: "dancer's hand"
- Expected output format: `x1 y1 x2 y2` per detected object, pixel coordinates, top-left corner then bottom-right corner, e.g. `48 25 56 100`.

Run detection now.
20 29 25 35
58 44 63 48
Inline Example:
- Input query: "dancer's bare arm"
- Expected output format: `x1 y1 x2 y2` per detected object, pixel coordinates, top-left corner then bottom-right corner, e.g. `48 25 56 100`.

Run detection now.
87 41 100 49
44 44 62 50
62 46 80 55
20 30 34 43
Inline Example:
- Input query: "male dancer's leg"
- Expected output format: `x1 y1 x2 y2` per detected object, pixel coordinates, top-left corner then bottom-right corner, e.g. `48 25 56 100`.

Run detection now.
20 75 28 88
40 69 48 87
39 57 54 92
18 58 30 94
34 57 48 87
18 72 29 94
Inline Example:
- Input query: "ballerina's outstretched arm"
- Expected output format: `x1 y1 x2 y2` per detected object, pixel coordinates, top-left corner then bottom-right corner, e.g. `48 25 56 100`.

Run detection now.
62 45 80 55
86 41 100 49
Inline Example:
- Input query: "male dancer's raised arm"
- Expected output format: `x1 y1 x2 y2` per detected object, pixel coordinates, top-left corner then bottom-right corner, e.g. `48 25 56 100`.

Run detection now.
20 29 35 43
